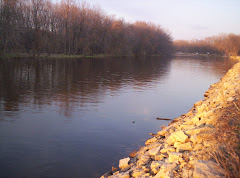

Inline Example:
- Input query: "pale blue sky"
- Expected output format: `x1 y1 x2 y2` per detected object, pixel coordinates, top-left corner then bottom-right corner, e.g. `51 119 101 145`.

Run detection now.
56 0 240 40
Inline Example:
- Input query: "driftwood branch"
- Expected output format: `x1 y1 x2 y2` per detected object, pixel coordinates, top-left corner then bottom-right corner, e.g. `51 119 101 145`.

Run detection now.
156 117 172 121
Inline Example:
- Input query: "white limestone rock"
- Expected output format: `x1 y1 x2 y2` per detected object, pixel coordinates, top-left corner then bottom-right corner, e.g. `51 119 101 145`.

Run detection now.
168 152 182 163
108 171 130 178
151 161 165 170
149 146 161 156
137 155 150 166
176 142 192 152
154 170 173 178
119 157 130 170
166 131 188 145
131 168 146 177
145 137 157 145
153 162 177 178
160 146 175 154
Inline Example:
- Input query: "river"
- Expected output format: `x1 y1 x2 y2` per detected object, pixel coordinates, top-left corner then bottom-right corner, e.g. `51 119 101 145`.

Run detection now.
0 56 236 177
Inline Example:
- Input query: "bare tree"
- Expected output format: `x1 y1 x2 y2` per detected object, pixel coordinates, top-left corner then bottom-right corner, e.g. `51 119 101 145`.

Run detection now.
0 0 174 57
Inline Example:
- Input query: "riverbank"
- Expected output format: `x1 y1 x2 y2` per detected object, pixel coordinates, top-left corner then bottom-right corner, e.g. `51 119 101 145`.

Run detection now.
174 52 226 57
1 52 230 60
0 53 121 59
0 53 172 60
101 58 240 177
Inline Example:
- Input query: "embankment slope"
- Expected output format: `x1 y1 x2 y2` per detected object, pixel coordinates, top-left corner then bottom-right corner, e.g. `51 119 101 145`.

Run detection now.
101 59 240 178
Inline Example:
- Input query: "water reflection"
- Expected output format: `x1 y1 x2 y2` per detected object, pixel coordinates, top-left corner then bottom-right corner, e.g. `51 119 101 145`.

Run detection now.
0 57 171 118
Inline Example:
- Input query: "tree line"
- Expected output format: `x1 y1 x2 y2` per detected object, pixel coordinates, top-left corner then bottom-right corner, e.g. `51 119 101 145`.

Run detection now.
0 0 173 57
174 34 240 56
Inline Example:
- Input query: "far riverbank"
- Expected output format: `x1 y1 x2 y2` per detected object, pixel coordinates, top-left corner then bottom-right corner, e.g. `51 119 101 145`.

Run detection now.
0 52 229 60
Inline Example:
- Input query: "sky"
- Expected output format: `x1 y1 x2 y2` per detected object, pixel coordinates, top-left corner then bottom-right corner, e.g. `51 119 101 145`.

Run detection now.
56 0 240 40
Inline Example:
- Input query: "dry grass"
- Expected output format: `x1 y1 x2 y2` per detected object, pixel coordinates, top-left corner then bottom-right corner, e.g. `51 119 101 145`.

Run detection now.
211 95 240 178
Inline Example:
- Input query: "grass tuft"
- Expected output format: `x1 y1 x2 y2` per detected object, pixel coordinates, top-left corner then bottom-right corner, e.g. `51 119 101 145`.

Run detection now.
211 92 240 178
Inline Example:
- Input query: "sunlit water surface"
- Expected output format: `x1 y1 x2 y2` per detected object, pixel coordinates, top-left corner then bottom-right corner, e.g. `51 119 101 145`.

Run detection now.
0 56 236 177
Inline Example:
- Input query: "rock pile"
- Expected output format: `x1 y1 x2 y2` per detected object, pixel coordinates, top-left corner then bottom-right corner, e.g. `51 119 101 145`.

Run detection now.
101 61 240 178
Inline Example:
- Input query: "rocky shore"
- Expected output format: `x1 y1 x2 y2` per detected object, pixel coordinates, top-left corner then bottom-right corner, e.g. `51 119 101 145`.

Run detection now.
101 57 240 178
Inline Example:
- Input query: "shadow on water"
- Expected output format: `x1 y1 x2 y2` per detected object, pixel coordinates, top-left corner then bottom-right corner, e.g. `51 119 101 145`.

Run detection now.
0 56 171 118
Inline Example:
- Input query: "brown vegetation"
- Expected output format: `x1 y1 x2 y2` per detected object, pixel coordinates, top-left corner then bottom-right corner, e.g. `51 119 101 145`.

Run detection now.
0 0 173 57
174 34 240 56
211 93 240 178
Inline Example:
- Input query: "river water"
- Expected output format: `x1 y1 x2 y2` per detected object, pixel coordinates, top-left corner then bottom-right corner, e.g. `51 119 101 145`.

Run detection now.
0 56 236 177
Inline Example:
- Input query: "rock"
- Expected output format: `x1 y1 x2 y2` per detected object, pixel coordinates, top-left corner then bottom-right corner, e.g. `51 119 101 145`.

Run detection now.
108 171 130 178
142 173 151 177
164 171 174 178
153 169 164 178
168 128 176 134
197 104 207 113
154 153 162 161
193 160 224 178
152 165 162 174
193 144 204 151
179 124 196 130
190 135 198 144
204 110 214 118
191 116 201 125
129 150 138 158
155 152 168 161
157 129 167 137
145 137 157 145
141 166 150 173
119 157 130 170
173 141 182 148
113 171 119 175
131 168 146 177
149 146 161 156
166 131 188 145
161 162 177 172
227 96 235 102
151 161 165 170
168 152 182 163
180 162 187 169
160 125 166 130
190 134 203 144
112 167 118 172
160 146 175 154
205 106 210 112
195 119 209 127
203 141 212 148
154 170 173 178
185 127 213 136
176 142 192 152
100 171 112 178
194 100 203 108
138 146 148 156
121 165 131 172
153 163 177 178
147 142 162 149
137 155 150 166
